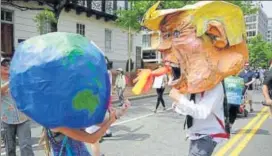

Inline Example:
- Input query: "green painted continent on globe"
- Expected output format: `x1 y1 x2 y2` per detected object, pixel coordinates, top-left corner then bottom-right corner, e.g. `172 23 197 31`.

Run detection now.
72 90 99 114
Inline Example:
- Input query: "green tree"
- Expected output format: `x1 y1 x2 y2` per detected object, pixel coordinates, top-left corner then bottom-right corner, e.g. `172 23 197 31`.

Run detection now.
248 35 272 68
34 9 57 34
116 0 257 31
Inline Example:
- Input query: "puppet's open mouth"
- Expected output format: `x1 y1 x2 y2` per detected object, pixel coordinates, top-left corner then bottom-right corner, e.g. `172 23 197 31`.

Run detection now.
166 62 182 86
172 66 181 81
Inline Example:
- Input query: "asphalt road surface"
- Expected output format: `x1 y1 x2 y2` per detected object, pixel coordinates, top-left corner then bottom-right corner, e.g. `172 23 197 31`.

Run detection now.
1 90 271 156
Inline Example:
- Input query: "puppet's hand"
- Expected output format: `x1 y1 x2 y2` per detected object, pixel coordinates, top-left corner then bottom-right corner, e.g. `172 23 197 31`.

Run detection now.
132 69 154 95
169 88 182 102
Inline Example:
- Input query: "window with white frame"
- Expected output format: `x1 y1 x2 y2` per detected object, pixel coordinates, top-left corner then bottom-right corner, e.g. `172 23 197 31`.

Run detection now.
142 34 151 48
76 23 85 36
41 19 52 34
1 9 13 23
105 29 112 52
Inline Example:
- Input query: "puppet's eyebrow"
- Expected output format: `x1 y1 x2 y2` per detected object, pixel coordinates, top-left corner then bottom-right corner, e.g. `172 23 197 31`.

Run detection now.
160 13 179 31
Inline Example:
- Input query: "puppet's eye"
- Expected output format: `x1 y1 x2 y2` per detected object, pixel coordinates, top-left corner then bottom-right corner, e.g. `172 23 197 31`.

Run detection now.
173 30 181 38
163 32 171 39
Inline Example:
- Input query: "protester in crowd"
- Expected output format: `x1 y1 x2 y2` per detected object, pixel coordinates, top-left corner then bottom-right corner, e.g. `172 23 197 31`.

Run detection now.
114 68 126 107
225 74 245 131
152 65 168 113
262 59 272 116
1 57 34 156
259 67 265 84
239 63 256 112
254 69 261 90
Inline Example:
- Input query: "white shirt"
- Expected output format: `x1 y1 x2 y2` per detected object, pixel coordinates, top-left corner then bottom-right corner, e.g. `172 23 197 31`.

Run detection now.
115 74 126 89
85 125 100 134
173 83 227 143
152 74 167 88
108 70 113 95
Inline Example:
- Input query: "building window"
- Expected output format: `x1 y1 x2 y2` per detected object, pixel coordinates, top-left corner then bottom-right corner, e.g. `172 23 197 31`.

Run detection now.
105 29 112 52
247 31 256 37
252 16 256 22
142 34 151 48
1 9 13 23
40 19 52 34
91 1 102 12
142 50 156 59
76 23 85 36
246 16 257 23
105 0 114 14
117 1 126 10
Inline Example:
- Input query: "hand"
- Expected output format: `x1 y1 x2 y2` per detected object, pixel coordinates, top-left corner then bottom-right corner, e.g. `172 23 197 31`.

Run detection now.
169 88 182 102
108 108 117 123
116 99 131 119
245 83 250 87
265 98 272 106
123 99 131 108
172 102 178 109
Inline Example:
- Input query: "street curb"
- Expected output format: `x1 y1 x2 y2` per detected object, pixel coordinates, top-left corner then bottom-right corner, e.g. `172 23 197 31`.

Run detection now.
112 92 170 104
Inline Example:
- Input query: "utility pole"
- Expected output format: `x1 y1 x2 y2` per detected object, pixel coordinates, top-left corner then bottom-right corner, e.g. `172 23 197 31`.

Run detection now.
0 35 2 156
127 0 133 73
128 26 132 73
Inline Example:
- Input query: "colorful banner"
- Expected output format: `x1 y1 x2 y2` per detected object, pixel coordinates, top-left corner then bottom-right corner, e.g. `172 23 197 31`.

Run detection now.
224 76 245 105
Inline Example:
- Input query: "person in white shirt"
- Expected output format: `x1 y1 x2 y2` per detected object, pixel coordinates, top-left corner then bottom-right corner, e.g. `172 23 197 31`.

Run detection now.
114 68 126 107
152 65 168 113
170 83 228 155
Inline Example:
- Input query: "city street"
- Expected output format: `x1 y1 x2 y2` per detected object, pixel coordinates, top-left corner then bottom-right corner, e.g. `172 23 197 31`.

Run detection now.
1 90 272 156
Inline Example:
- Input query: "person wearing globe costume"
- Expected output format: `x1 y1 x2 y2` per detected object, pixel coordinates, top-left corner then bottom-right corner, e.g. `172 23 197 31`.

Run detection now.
9 32 129 155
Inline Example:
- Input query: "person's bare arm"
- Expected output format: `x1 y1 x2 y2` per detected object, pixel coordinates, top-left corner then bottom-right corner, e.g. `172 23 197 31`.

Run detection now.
53 109 117 144
1 82 9 95
96 100 131 127
246 78 256 86
263 85 272 105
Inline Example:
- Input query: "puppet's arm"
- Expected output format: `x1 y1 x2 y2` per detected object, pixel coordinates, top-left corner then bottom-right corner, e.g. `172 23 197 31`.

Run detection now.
132 66 171 95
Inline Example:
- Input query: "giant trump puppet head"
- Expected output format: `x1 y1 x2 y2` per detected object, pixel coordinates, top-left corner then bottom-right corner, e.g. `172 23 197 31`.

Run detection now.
140 1 248 94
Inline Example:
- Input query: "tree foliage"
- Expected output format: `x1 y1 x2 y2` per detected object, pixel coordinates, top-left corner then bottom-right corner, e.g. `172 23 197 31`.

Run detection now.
34 9 57 34
116 0 258 31
248 35 272 68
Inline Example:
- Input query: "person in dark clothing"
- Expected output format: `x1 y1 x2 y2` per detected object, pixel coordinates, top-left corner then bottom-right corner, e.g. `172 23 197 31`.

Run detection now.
262 59 272 116
239 63 256 112
156 87 166 111
254 69 261 90
229 105 239 126
152 65 168 113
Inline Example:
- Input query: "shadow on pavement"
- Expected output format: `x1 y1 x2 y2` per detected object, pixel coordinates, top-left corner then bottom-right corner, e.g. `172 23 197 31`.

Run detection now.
104 133 150 142
104 125 150 141
232 129 270 135
31 136 41 145
111 125 144 133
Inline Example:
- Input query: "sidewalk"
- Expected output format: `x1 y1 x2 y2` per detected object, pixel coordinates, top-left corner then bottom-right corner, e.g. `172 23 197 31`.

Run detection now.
111 87 171 104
